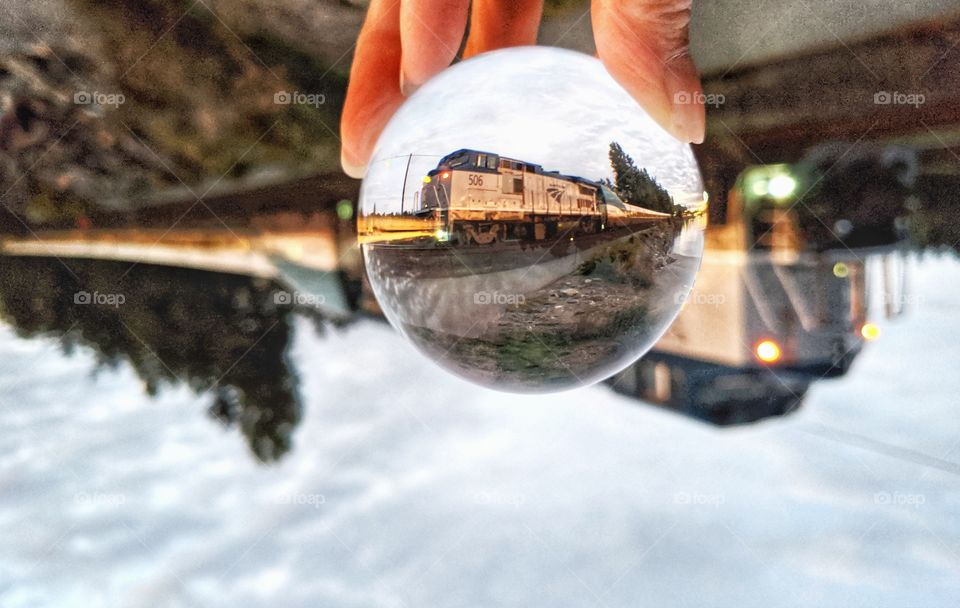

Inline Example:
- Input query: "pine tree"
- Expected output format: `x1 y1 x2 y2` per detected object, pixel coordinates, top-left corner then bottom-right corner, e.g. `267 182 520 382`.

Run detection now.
607 142 674 213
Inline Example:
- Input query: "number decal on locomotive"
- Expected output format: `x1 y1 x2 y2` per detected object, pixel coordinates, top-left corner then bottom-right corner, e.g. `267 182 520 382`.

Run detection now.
467 174 484 187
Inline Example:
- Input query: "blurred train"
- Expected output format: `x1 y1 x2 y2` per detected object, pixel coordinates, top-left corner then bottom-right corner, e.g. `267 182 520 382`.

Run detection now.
610 154 910 424
732 145 918 252
415 149 672 245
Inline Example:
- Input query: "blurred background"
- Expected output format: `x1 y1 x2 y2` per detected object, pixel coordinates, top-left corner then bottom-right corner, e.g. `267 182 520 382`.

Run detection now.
0 1 958 606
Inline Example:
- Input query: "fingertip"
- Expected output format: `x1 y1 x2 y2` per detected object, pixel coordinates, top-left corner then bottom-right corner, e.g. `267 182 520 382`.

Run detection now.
341 148 367 179
399 0 469 91
663 58 706 144
399 70 421 98
670 95 706 144
340 0 404 179
593 0 704 143
463 0 543 58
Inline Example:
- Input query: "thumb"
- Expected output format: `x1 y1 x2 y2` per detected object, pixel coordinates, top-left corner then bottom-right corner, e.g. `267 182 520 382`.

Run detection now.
592 0 704 144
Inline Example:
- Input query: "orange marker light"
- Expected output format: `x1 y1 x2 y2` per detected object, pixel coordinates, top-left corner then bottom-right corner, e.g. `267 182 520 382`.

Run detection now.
860 322 881 341
755 339 782 363
441 172 450 179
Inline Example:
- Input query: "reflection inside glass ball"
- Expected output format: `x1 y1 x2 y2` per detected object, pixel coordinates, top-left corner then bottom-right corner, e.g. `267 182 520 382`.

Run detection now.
359 47 706 393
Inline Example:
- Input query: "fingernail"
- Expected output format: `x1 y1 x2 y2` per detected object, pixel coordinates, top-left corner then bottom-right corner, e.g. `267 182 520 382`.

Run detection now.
671 98 706 144
341 149 367 179
663 59 707 144
399 70 421 97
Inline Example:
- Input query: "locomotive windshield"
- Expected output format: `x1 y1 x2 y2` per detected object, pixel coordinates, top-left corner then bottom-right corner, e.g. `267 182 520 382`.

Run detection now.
599 185 627 210
445 152 469 167
438 149 500 171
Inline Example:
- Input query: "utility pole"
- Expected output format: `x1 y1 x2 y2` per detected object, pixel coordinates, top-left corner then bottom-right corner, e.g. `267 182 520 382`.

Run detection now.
400 153 412 215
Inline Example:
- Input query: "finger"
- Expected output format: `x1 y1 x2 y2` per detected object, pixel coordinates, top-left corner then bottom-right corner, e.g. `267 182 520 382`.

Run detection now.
340 0 404 177
463 0 543 58
592 0 705 143
399 0 470 94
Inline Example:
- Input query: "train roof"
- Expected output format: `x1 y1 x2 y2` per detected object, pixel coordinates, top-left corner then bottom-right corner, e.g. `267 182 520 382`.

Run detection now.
438 149 601 187
438 148 543 171
438 148 515 165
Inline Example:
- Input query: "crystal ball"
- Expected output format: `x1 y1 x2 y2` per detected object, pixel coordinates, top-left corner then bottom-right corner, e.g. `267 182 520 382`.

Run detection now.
359 47 706 393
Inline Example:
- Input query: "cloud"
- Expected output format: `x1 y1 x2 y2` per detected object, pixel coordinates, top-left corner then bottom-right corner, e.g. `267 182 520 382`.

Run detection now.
364 47 704 213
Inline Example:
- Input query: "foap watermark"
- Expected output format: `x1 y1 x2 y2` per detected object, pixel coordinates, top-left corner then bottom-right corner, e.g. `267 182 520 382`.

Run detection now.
674 491 725 507
874 491 925 507
274 90 326 108
474 290 525 305
274 290 326 306
274 492 326 508
874 90 925 108
74 290 125 308
74 491 127 507
674 91 725 107
881 293 924 308
74 91 126 108
675 290 726 307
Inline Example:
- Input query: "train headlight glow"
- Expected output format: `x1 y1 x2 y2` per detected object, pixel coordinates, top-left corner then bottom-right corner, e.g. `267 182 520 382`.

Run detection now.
767 174 797 200
750 179 769 197
435 229 449 242
755 339 782 363
860 322 881 341
441 172 450 179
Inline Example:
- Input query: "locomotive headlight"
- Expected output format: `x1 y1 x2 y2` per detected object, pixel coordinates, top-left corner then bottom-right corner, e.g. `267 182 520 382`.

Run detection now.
768 174 797 200
435 229 449 242
755 339 782 363
441 171 450 180
860 322 881 341
741 165 798 203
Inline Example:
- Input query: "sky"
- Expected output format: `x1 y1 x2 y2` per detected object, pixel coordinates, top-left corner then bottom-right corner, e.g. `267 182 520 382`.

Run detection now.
361 47 706 215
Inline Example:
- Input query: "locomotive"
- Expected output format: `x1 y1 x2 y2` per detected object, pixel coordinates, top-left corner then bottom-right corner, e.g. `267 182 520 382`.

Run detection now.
415 149 670 245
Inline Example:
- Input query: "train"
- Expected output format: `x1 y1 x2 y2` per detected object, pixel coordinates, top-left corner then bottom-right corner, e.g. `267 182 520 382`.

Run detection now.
414 149 672 245
610 248 907 424
728 145 918 252
608 154 910 425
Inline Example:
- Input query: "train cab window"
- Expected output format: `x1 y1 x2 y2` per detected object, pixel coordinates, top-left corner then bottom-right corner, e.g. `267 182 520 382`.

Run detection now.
446 152 469 168
476 154 487 167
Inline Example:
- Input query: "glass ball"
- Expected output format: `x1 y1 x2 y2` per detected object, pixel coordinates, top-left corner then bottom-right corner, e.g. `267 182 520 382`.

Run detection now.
359 47 706 393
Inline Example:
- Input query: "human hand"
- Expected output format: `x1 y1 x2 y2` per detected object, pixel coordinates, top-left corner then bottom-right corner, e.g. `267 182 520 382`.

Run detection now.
340 0 704 178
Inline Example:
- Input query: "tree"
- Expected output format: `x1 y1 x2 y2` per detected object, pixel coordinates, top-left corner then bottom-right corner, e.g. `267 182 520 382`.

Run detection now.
0 257 305 463
607 142 675 214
